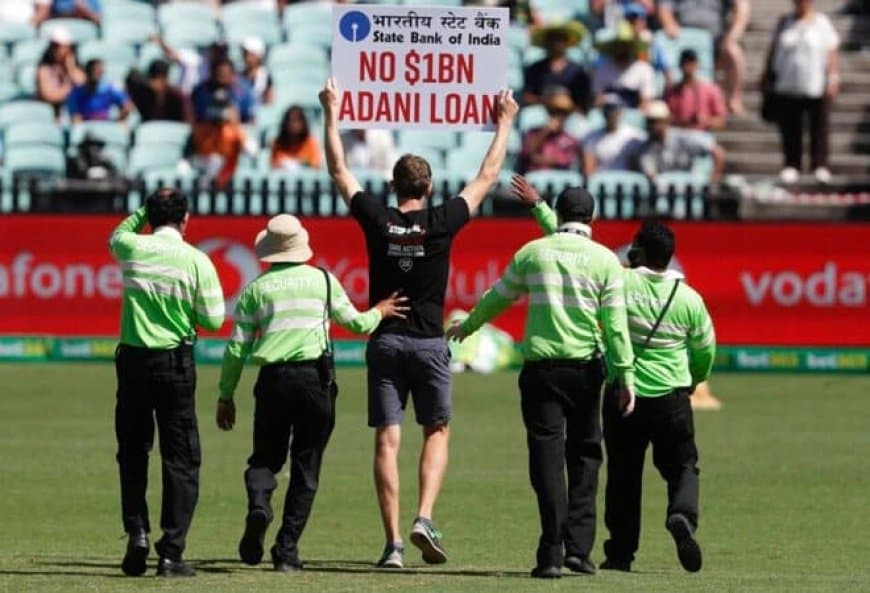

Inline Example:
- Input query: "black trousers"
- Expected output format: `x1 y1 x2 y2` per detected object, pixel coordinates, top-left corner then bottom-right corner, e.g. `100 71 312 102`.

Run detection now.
602 386 700 564
776 94 830 171
114 344 199 561
518 358 605 568
245 361 336 563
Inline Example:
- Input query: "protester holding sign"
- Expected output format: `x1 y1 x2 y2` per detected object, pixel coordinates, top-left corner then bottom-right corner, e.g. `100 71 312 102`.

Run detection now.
320 77 517 569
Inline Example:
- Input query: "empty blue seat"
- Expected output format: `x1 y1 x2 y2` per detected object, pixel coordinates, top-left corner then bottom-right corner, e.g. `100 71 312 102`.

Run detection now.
39 19 99 44
11 38 47 69
163 21 221 50
286 25 332 49
135 121 191 148
157 2 215 29
225 17 283 47
4 145 65 175
103 1 156 24
267 43 328 71
14 63 36 96
0 100 54 129
525 169 584 195
282 3 331 30
5 121 63 148
69 121 131 149
143 167 196 192
77 41 137 67
0 22 34 47
102 19 157 46
128 144 183 176
273 83 322 112
397 130 458 153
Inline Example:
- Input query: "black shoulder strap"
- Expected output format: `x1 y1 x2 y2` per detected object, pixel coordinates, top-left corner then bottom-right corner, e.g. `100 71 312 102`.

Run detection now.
636 279 681 360
318 266 334 355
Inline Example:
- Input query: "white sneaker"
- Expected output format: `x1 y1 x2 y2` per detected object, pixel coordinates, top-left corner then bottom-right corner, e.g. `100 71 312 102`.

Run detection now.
814 167 832 184
376 543 404 569
779 167 800 184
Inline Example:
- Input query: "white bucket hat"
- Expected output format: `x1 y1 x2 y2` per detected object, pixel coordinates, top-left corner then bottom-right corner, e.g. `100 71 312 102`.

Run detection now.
645 100 671 121
254 214 313 263
241 36 265 58
49 26 72 46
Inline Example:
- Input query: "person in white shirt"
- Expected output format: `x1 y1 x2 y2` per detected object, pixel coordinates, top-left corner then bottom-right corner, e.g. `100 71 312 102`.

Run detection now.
582 95 646 175
240 37 274 105
340 129 398 180
761 0 840 184
592 22 657 110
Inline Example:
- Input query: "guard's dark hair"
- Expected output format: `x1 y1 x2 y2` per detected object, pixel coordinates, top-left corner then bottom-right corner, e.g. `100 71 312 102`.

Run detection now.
146 188 189 229
392 154 432 200
147 59 170 79
634 219 675 269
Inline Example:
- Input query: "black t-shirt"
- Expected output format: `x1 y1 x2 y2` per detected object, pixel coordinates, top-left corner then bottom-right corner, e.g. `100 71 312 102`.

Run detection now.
351 192 471 337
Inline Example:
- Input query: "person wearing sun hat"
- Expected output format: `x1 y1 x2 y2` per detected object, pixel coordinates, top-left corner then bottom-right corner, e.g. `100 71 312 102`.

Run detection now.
216 214 408 573
523 21 592 112
240 36 274 105
518 86 582 174
592 20 656 109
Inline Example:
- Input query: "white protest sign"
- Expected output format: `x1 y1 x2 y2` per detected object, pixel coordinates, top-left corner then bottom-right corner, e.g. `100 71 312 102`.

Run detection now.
331 5 509 131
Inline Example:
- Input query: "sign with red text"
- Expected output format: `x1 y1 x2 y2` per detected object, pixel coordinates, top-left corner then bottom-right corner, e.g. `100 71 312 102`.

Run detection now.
0 216 867 347
331 4 509 130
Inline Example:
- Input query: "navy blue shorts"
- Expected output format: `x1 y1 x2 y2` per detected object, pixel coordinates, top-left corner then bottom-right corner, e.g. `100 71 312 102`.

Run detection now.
365 333 452 428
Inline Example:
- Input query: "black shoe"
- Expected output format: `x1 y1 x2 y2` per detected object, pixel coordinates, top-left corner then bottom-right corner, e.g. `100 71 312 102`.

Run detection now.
666 514 702 573
238 511 269 566
271 545 303 573
530 565 562 579
121 530 149 577
600 558 632 572
564 555 597 575
156 557 196 577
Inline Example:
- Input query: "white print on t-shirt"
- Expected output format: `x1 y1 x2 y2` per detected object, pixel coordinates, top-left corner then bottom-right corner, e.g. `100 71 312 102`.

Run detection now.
385 222 428 272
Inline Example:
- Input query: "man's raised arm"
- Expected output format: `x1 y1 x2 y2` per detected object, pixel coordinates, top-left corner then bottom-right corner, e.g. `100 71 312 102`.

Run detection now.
459 89 519 215
320 78 362 205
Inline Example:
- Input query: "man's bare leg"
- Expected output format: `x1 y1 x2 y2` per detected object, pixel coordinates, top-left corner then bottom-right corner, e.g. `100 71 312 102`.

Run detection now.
374 425 402 545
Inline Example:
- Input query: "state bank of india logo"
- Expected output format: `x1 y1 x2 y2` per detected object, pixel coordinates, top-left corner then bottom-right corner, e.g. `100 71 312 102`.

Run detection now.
339 11 371 43
197 238 262 314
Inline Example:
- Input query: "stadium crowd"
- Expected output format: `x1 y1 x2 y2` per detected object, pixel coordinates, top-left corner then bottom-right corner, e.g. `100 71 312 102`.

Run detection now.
0 0 842 204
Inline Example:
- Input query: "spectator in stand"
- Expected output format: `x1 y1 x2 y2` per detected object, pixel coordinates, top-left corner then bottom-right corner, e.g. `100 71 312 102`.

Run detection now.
240 37 274 106
624 3 673 89
271 105 322 170
657 0 750 115
67 59 133 123
340 129 398 180
191 87 256 189
593 21 657 109
67 132 119 181
582 94 646 175
34 0 102 25
36 27 85 118
191 58 256 124
664 49 727 131
126 59 191 123
517 87 582 174
761 0 840 185
523 22 591 113
632 101 725 183
154 36 231 96
591 0 655 28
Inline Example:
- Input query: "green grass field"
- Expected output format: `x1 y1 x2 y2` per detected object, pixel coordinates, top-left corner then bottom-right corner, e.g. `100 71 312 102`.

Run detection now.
0 365 868 593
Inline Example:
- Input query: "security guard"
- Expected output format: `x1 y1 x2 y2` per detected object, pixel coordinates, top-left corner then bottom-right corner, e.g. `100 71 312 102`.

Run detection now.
447 182 635 579
216 214 408 572
599 221 715 573
525 190 716 572
109 188 225 577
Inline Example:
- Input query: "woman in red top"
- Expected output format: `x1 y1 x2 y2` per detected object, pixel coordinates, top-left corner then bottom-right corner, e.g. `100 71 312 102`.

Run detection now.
270 106 323 170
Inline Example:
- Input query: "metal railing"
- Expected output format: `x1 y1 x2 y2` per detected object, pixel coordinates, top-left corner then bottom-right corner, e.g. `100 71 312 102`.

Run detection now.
0 174 727 220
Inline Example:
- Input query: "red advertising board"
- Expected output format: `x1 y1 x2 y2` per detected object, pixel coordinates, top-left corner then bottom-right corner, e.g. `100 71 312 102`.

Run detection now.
0 216 866 346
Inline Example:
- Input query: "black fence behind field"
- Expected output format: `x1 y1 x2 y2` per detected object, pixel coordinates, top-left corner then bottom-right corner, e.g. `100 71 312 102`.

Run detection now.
0 174 736 220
